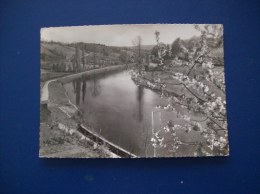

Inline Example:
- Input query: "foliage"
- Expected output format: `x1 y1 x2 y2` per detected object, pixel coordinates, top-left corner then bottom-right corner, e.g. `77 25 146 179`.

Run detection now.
150 25 228 157
163 45 171 61
119 51 127 63
132 36 142 64
151 45 159 58
132 36 143 73
41 41 137 72
171 38 182 58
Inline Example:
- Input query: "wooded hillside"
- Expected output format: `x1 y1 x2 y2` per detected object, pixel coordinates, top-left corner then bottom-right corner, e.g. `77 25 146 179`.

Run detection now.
40 41 150 72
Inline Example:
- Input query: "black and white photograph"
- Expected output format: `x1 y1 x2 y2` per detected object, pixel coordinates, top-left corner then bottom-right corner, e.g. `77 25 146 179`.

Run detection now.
40 24 229 158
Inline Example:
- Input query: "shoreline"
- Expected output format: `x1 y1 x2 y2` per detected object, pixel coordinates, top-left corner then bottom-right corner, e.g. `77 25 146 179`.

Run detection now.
40 65 137 158
131 71 182 98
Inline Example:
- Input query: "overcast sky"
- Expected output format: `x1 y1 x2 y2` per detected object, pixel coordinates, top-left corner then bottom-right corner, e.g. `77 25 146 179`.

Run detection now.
41 24 202 46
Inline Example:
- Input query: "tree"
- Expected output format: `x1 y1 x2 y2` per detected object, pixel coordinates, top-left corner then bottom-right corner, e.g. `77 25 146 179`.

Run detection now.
74 44 80 72
82 46 85 70
93 45 96 69
153 31 170 66
151 24 228 157
155 31 160 45
132 36 142 73
163 44 171 61
154 30 162 59
171 38 182 58
119 51 128 63
101 47 109 56
151 45 159 58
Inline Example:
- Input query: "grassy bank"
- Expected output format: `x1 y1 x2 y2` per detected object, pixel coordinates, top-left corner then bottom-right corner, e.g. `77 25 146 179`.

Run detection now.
40 64 139 158
40 81 117 158
133 65 225 100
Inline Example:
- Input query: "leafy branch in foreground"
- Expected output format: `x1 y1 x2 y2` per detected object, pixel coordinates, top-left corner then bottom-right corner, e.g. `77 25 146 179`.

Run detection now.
149 24 228 157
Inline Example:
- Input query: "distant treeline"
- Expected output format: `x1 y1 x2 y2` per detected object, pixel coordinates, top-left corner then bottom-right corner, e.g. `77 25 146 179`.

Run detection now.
40 41 149 72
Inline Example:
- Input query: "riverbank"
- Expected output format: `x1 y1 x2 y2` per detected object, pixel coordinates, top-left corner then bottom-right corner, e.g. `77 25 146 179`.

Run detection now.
40 66 128 158
40 64 139 158
130 65 228 156
132 65 225 100
131 69 183 98
40 80 119 158
59 64 133 83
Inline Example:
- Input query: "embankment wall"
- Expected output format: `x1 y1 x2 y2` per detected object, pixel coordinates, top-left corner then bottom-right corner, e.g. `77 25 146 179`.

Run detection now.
58 65 129 83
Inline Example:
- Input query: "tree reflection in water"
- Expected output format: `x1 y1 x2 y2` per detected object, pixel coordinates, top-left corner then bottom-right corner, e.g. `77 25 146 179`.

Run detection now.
75 79 81 106
90 74 101 97
136 86 144 122
64 70 167 156
72 74 102 106
82 79 86 103
72 79 77 93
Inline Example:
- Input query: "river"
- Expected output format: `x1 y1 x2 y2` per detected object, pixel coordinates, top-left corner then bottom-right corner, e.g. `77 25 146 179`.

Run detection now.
63 69 200 157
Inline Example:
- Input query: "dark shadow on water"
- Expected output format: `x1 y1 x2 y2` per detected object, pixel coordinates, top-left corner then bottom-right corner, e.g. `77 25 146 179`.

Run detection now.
75 79 81 106
136 86 144 122
82 79 86 103
90 74 101 97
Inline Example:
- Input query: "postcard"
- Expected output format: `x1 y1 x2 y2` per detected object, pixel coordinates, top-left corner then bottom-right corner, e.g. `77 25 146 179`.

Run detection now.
40 24 229 158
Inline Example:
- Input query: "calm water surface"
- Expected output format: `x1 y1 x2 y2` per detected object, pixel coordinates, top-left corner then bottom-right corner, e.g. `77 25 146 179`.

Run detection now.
64 70 199 156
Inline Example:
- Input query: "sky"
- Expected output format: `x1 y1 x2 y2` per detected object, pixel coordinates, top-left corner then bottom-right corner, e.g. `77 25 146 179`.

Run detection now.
41 24 202 47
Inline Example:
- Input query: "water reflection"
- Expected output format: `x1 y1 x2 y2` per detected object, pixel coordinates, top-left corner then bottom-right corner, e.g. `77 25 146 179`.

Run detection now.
64 70 173 156
73 79 81 106
72 79 76 93
90 75 101 97
136 86 144 122
82 79 86 103
73 74 102 105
